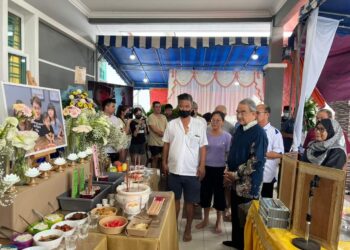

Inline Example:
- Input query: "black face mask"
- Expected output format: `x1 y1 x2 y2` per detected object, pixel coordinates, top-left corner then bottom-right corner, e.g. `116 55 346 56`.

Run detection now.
179 110 191 118
135 115 142 119
191 110 195 117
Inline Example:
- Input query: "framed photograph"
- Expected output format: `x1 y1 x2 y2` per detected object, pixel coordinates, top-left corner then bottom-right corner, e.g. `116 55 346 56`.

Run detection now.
49 90 60 102
31 88 44 100
0 82 67 157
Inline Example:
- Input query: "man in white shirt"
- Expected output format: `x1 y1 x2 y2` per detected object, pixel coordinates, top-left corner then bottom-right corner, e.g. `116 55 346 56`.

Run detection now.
256 104 284 198
163 93 208 242
102 98 121 163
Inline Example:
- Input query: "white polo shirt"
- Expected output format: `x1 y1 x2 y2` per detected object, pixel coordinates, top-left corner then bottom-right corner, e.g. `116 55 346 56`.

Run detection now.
105 114 120 154
163 117 208 176
196 116 207 127
263 123 284 183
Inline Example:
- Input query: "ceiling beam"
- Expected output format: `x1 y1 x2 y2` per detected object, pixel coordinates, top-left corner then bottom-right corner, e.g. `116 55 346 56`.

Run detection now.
119 65 265 71
89 17 273 24
273 0 307 27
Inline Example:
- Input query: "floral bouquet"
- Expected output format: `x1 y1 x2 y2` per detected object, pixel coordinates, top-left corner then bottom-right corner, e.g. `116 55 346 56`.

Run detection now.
65 88 95 110
0 169 18 207
0 117 38 203
12 103 34 132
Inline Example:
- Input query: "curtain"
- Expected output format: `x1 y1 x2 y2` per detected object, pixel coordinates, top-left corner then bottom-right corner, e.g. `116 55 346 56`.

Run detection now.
292 8 339 151
167 69 264 115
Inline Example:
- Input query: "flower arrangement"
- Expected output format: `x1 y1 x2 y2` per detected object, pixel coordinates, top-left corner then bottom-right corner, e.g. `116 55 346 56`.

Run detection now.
0 169 17 207
0 117 39 186
65 88 94 110
62 88 127 170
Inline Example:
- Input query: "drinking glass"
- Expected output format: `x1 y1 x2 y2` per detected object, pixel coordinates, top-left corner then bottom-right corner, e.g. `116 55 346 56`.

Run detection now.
65 234 78 250
89 212 99 229
78 222 89 239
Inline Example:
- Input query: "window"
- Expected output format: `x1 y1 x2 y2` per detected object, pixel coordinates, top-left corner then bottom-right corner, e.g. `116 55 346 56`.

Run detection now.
8 54 26 84
8 12 22 50
8 12 26 84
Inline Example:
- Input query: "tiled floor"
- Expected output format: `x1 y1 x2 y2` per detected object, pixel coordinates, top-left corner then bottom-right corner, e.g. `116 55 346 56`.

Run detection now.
177 204 236 250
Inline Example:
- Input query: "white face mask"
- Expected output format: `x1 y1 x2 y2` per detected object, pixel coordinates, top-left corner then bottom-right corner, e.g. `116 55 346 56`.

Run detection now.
283 112 289 117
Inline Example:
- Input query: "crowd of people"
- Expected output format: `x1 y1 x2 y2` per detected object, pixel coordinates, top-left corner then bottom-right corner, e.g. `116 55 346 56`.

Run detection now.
102 93 349 250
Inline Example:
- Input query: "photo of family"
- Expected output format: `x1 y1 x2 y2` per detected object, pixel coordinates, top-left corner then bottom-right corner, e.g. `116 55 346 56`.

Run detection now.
0 82 67 156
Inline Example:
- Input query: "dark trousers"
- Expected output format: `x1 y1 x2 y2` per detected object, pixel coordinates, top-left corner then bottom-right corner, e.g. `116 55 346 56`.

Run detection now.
231 191 252 250
200 166 226 211
261 179 276 198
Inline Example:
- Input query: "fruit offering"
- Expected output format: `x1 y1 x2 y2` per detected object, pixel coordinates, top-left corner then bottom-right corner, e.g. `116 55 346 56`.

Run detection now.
122 163 127 171
104 219 126 228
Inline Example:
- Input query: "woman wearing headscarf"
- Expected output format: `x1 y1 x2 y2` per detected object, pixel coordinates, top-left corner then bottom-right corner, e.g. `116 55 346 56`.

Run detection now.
302 119 347 169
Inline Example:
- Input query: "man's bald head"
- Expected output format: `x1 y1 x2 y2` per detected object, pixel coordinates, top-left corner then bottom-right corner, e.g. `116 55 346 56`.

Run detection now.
215 105 227 115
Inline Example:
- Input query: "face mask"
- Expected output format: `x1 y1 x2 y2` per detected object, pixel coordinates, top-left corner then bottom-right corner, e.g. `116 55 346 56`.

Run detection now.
135 115 142 119
179 110 191 118
284 112 289 117
191 110 195 117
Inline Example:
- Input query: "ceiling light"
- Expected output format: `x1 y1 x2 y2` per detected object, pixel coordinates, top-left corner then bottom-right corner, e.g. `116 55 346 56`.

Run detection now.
251 53 259 60
8 31 13 36
143 77 149 83
234 81 240 86
129 53 136 60
21 58 26 63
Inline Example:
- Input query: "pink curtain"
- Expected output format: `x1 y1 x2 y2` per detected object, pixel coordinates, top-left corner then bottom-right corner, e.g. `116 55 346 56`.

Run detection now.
167 70 264 116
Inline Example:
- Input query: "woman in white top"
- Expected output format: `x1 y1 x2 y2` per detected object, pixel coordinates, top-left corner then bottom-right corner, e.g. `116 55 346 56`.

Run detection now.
116 105 131 162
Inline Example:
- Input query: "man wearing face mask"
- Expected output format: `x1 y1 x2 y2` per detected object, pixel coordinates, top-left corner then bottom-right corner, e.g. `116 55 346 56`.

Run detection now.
162 93 208 242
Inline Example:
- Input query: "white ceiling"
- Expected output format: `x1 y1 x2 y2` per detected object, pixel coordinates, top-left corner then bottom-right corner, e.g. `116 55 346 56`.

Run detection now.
71 0 287 18
22 0 292 43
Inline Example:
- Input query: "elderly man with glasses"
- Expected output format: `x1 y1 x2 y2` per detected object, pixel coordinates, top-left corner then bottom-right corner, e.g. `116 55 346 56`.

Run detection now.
223 98 268 250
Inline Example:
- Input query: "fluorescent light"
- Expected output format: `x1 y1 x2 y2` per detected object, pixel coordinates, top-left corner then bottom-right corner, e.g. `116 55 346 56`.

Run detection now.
129 53 136 60
251 53 259 60
174 31 270 37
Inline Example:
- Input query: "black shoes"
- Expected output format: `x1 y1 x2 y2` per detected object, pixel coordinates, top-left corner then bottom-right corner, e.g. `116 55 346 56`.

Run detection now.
222 241 242 250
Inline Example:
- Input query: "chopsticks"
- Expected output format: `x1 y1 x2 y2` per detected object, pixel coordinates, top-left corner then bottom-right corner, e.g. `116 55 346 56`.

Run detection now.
19 215 31 227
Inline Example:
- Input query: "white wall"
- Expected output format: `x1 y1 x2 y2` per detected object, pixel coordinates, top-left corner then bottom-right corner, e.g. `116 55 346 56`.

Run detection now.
133 89 150 113
0 0 95 83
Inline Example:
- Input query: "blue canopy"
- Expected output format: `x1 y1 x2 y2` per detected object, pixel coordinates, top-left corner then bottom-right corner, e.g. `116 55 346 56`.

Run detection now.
97 36 269 88
319 0 350 35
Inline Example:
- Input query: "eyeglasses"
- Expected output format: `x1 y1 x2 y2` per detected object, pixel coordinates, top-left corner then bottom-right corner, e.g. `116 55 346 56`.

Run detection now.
236 110 254 116
315 127 326 133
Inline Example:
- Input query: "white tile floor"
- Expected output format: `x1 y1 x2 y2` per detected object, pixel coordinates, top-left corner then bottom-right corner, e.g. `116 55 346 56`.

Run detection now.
177 204 236 250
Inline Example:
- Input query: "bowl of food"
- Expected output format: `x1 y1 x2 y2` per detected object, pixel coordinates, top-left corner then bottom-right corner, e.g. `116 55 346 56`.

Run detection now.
27 221 50 235
51 220 77 236
43 213 64 227
12 233 33 249
124 201 141 215
33 229 63 250
98 215 128 235
91 207 117 219
65 212 88 225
